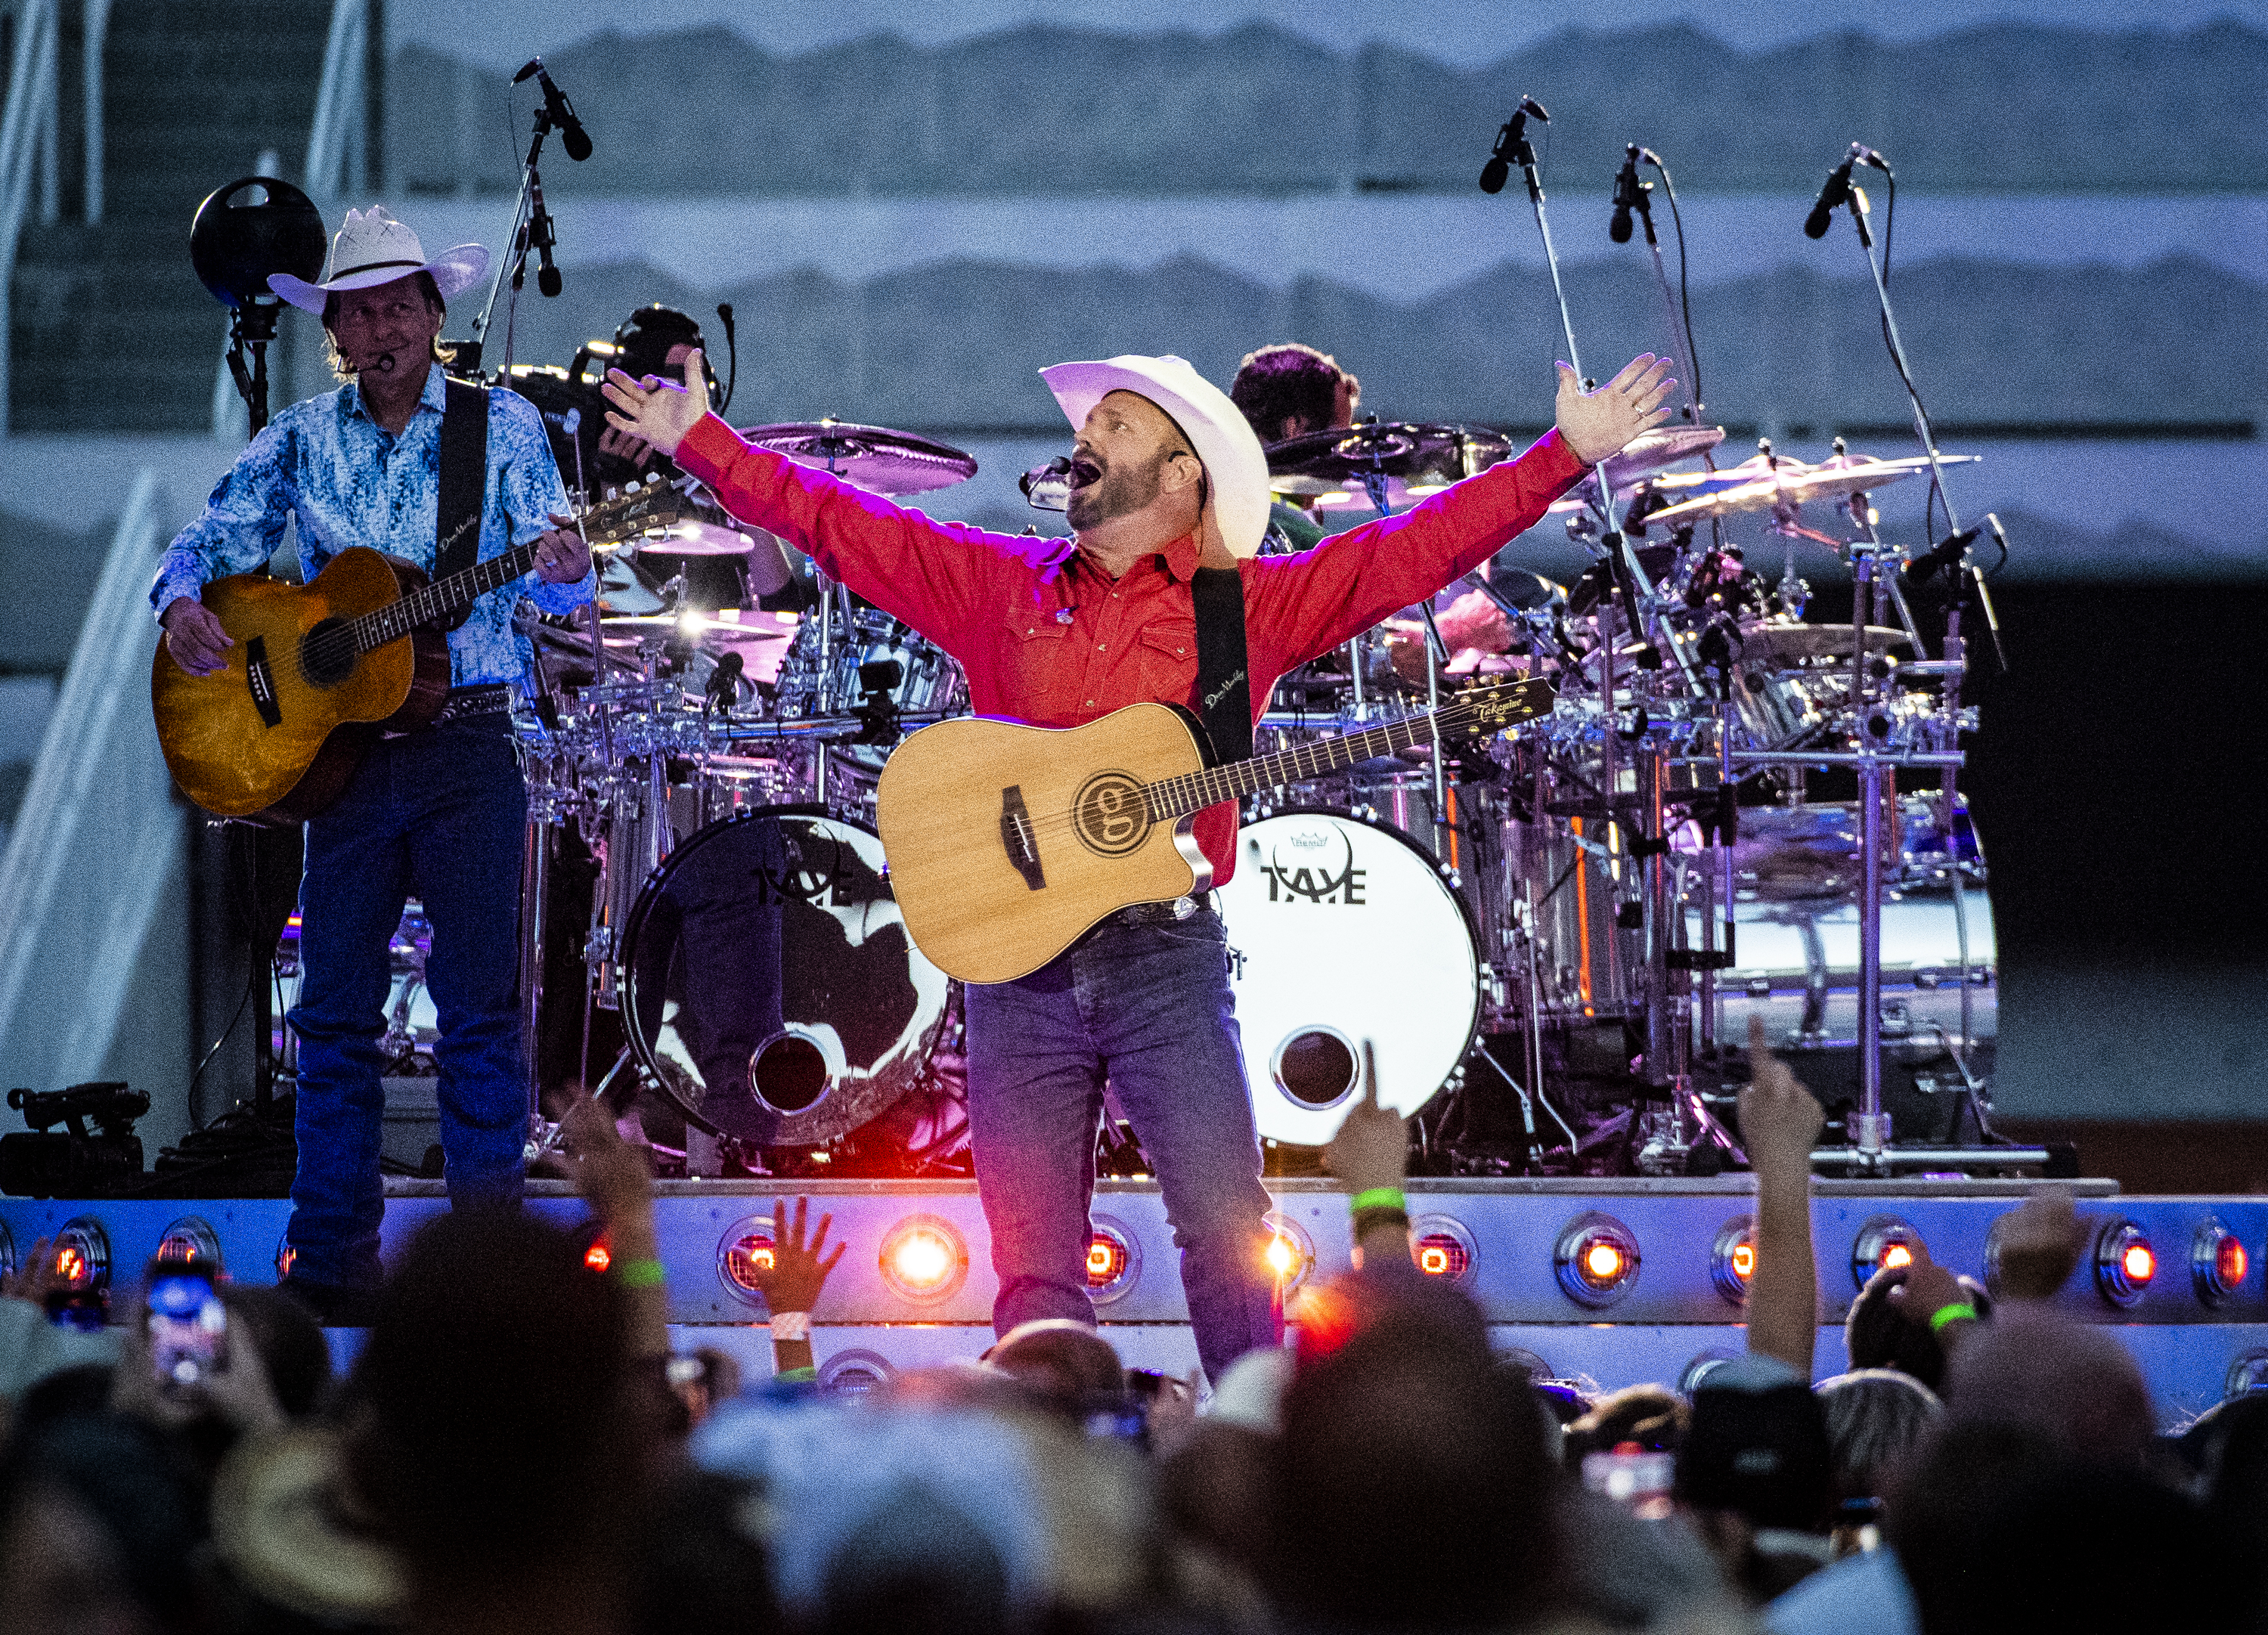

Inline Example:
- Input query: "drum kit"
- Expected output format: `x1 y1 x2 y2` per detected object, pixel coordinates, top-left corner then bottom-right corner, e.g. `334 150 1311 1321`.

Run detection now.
454 364 2008 1180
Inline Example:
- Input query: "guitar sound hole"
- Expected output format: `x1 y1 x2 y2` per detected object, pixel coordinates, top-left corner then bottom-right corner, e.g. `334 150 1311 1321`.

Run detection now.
300 618 356 688
1071 771 1150 856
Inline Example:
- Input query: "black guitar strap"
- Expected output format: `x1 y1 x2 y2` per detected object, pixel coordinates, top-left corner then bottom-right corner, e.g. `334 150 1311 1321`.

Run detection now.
1189 565 1252 765
432 377 488 633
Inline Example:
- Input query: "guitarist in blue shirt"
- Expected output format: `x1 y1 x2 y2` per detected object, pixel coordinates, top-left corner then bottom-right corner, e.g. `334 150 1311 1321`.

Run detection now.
152 207 593 1321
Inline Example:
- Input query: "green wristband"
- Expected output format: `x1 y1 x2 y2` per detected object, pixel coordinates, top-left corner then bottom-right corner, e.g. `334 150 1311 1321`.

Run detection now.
616 1256 668 1289
1348 1187 1408 1216
1928 1301 1978 1333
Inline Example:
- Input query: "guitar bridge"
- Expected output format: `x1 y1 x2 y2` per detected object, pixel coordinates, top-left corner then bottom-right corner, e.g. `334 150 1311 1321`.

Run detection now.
243 636 282 727
999 785 1046 892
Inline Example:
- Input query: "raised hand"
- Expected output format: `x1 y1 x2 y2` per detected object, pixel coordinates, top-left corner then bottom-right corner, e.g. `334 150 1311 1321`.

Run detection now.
1740 1015 1824 1175
601 345 712 460
1554 354 1676 465
1991 1186 2090 1302
0 1236 57 1305
1325 1047 1409 1198
750 1197 847 1316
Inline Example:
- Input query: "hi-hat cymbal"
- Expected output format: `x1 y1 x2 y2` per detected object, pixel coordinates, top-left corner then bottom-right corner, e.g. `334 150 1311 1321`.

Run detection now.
738 418 978 497
631 519 758 556
1737 621 1912 665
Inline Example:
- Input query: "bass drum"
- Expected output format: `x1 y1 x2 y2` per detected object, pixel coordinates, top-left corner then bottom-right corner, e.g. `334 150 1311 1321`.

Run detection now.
1216 810 1481 1147
620 809 952 1146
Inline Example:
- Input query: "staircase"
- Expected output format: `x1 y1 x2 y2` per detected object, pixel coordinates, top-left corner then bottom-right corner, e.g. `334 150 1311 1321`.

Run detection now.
8 0 355 432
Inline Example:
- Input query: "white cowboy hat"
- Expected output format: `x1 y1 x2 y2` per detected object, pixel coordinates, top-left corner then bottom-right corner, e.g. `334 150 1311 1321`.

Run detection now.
268 204 489 315
1040 354 1272 559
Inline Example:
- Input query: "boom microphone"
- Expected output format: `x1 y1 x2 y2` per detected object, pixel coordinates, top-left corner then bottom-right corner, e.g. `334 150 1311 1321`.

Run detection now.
1478 95 1550 195
1804 145 1862 239
514 57 592 162
1609 144 1644 243
1901 525 1981 590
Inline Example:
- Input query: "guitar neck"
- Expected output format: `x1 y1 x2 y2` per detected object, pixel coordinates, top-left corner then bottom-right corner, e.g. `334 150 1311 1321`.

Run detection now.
347 537 541 653
1148 709 1448 820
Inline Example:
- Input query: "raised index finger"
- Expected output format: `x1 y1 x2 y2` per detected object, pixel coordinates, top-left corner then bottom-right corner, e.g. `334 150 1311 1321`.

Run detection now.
1361 1039 1381 1109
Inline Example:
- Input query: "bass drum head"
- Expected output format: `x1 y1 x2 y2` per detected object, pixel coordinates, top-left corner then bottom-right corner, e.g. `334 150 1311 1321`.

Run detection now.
620 809 952 1146
1218 810 1481 1147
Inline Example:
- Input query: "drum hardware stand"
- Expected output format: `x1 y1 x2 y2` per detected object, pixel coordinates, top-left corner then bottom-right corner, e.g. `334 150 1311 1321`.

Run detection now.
1356 466 1455 847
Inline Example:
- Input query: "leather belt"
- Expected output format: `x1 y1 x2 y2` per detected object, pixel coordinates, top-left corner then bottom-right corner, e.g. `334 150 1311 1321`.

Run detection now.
430 683 516 726
1111 892 1214 927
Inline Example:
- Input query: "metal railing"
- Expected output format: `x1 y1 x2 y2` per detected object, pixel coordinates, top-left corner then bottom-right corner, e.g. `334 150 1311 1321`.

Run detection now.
0 469 188 1096
305 0 369 203
0 0 60 434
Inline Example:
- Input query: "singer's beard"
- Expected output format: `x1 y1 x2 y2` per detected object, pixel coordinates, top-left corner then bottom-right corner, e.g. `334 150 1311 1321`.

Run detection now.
1066 447 1169 531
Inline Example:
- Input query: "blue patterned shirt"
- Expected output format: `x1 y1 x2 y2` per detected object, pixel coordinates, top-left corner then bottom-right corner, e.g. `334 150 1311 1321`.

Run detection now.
152 367 595 687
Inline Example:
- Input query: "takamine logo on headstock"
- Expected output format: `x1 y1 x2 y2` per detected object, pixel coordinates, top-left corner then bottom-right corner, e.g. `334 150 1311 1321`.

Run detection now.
1449 676 1557 735
578 482 688 550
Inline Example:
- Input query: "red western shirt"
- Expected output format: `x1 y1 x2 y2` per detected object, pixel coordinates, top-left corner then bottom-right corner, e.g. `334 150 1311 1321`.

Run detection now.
675 413 1586 884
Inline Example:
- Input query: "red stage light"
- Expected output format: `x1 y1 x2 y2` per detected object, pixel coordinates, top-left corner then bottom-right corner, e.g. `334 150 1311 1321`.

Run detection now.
1881 1243 1913 1271
1557 1213 1641 1308
721 1234 776 1290
1414 1235 1468 1278
1851 1217 1922 1290
1732 1243 1756 1280
1260 1212 1316 1295
2095 1219 2154 1308
1710 1217 1756 1306
2194 1220 2250 1307
1084 1216 1142 1303
584 1240 612 1273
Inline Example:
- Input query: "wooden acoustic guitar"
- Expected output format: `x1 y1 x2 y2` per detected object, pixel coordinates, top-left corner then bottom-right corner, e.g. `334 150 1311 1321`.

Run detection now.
875 675 1556 984
151 483 681 822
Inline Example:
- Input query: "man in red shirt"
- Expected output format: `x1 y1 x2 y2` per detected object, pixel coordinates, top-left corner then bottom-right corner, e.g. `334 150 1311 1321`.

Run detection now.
603 349 1671 1381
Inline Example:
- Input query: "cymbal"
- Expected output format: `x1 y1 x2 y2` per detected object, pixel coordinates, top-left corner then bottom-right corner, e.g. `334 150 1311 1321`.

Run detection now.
1266 423 1479 488
630 518 760 556
1737 621 1912 665
1644 452 1980 528
1546 425 1728 513
737 418 978 497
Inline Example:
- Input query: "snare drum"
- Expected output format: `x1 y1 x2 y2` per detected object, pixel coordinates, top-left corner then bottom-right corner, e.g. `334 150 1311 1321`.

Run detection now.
619 810 952 1147
1215 810 1482 1146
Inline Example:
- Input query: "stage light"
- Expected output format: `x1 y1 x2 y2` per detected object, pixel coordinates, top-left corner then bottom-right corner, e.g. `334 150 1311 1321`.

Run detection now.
1262 1211 1316 1295
878 1214 968 1304
820 1348 895 1398
1851 1216 1922 1290
52 1217 110 1293
584 1240 612 1274
2094 1218 2155 1308
154 1216 223 1273
1556 1212 1641 1308
1410 1214 1476 1281
1711 1216 1756 1306
2193 1219 2248 1307
1086 1215 1142 1304
714 1216 779 1308
1681 1351 1737 1395
274 1234 296 1282
2229 1351 2268 1398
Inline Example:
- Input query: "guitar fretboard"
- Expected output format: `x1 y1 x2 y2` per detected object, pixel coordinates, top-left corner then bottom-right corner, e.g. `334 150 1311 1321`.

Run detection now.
1144 686 1546 820
349 538 541 652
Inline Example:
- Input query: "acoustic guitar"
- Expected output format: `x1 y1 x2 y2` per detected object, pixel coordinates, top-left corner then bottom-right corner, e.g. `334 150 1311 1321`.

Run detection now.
151 483 681 822
875 676 1556 983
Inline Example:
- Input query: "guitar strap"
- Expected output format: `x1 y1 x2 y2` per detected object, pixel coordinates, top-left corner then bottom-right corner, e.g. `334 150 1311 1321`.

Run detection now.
432 376 488 633
1189 565 1252 765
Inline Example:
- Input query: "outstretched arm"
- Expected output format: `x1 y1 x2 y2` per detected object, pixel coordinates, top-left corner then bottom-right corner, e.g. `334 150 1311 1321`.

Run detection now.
1742 1016 1825 1376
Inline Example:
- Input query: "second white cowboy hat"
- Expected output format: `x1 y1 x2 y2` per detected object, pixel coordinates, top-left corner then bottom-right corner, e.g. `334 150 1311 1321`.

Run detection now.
269 205 489 315
1039 355 1271 559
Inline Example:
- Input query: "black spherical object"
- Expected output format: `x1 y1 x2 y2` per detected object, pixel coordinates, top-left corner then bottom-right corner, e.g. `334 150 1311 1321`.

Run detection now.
190 176 326 310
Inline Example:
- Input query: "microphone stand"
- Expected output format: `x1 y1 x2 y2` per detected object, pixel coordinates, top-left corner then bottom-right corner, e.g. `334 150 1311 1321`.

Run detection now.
1800 161 1998 1168
1482 106 1711 1170
463 92 568 378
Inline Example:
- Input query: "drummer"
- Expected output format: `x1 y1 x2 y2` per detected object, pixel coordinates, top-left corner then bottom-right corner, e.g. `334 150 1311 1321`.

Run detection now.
1229 342 1514 682
602 305 796 606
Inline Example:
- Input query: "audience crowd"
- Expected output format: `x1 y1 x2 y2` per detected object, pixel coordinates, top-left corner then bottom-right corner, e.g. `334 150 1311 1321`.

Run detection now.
2 1023 2261 1635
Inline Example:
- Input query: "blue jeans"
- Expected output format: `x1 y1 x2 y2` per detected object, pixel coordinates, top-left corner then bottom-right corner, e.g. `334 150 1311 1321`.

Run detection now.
962 905 1281 1383
286 717 529 1288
